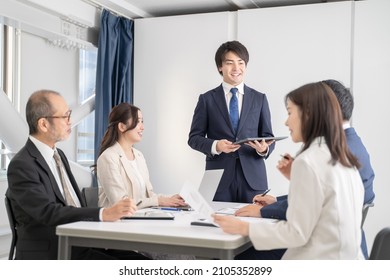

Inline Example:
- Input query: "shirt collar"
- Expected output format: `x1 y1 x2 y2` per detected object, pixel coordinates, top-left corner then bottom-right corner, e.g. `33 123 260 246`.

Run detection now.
29 135 57 162
222 82 244 95
342 122 351 130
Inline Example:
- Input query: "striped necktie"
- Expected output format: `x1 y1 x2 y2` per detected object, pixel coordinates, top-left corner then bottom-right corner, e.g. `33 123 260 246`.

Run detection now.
53 151 77 207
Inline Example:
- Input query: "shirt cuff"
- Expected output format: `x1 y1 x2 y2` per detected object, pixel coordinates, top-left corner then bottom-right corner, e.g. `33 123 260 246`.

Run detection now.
211 140 221 155
256 145 269 157
99 208 104 221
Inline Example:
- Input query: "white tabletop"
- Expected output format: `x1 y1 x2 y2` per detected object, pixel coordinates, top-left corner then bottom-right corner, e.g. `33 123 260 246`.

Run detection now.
56 210 265 259
57 211 248 250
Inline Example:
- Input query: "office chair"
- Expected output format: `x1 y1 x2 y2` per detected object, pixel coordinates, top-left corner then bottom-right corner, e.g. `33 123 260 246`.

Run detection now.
4 196 17 260
82 187 99 207
369 227 390 260
361 202 374 227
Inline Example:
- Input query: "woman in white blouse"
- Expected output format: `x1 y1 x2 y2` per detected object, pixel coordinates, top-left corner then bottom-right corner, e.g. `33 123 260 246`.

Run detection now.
213 82 365 260
97 103 186 209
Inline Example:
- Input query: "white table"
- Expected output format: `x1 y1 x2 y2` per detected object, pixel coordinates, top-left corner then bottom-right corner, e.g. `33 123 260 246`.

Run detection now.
56 211 253 260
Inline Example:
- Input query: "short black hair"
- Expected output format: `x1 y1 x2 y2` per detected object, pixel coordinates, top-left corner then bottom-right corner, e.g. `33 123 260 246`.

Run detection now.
215 41 249 75
322 79 354 121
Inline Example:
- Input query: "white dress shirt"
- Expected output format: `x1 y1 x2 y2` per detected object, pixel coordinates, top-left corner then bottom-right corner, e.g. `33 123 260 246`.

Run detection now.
211 82 244 155
29 136 81 207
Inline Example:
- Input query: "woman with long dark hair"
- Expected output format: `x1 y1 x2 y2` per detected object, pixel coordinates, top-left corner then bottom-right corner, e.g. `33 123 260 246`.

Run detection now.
97 103 186 209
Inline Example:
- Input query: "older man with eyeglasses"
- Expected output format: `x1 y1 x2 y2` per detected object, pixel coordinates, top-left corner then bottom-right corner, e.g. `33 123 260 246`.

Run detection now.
6 89 149 260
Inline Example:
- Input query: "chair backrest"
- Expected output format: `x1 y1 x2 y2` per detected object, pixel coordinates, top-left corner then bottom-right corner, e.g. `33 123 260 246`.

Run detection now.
362 202 374 227
82 187 99 207
4 196 17 260
369 227 390 260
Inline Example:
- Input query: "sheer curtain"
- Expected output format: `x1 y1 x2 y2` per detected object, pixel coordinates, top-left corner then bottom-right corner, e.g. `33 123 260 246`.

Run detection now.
94 9 134 161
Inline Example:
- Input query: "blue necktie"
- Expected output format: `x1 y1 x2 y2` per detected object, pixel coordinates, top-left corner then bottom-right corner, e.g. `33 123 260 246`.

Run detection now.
229 87 239 134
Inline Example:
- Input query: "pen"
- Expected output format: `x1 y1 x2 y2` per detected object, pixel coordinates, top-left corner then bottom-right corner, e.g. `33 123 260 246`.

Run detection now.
136 200 142 206
261 189 271 197
280 154 290 160
159 207 181 211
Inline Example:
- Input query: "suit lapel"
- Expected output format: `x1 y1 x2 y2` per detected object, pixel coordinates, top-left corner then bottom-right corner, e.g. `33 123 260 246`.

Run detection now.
26 139 67 205
238 85 254 136
114 143 139 198
212 85 235 133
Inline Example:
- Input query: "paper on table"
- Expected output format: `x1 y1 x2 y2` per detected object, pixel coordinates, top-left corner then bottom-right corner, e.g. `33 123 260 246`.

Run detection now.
215 204 248 215
180 181 215 221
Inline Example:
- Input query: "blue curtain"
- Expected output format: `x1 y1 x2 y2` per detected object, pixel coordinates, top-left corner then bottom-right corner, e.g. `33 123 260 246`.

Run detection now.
94 10 134 162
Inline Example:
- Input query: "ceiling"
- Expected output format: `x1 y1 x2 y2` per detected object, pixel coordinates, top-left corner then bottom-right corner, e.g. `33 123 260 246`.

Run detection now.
86 0 351 19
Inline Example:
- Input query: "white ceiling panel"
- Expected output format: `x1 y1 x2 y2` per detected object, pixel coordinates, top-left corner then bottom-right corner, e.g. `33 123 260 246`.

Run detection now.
89 0 351 19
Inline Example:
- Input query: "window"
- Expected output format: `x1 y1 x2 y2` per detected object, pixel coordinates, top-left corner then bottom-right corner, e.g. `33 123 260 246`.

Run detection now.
0 24 17 177
77 48 97 166
0 24 5 176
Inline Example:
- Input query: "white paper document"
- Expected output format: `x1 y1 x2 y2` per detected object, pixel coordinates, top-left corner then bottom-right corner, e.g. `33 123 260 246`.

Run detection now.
215 204 248 215
180 181 218 226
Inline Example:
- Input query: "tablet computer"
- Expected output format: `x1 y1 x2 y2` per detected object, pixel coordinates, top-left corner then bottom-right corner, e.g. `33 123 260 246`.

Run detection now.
122 212 175 220
233 136 288 145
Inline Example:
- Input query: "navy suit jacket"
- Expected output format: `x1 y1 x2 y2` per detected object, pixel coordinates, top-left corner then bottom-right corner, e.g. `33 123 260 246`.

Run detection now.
188 84 274 201
6 139 99 259
261 127 375 258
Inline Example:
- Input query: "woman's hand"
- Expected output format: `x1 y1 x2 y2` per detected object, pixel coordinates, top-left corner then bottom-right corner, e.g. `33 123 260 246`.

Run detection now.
277 153 294 180
158 194 187 207
212 214 249 236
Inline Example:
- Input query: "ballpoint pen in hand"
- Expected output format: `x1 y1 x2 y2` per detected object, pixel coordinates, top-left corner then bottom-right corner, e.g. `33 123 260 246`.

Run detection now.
253 189 271 205
280 154 295 161
280 154 290 160
261 189 271 197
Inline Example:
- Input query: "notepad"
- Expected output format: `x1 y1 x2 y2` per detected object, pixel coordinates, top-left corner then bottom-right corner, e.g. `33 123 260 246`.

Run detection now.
122 212 175 220
233 136 288 145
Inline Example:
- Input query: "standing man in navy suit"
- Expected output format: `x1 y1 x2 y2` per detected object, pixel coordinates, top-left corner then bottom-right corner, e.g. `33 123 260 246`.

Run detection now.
188 41 275 203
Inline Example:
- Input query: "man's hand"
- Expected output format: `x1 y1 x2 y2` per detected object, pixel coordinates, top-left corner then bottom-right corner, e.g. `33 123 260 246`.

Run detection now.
216 139 240 154
102 198 137 221
245 139 274 154
253 194 277 206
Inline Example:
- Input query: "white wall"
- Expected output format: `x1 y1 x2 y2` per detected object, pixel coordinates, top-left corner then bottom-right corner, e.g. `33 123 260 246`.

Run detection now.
135 2 353 195
353 0 390 252
134 0 390 254
20 32 80 160
134 12 233 190
237 1 352 196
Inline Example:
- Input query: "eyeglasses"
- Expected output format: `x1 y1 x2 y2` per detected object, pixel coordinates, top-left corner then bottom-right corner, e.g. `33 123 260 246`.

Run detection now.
42 110 72 122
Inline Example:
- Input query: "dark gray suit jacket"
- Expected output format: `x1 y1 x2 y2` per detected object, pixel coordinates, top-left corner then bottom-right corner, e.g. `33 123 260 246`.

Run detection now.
6 139 99 259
